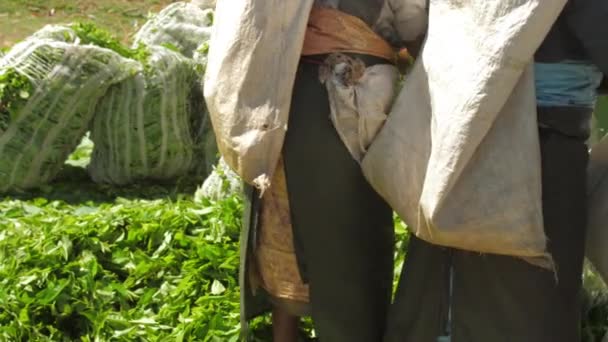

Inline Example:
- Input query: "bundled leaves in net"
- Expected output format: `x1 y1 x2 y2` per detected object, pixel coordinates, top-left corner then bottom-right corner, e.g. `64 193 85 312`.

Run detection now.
193 40 210 73
135 1 217 177
190 37 220 177
195 157 242 202
189 69 218 177
134 1 217 177
88 45 200 185
133 1 214 58
29 25 80 44
0 38 139 193
31 23 151 62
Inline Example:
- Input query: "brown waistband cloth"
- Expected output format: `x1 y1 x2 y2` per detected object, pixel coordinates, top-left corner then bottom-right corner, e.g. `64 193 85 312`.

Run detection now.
254 157 310 303
302 6 399 63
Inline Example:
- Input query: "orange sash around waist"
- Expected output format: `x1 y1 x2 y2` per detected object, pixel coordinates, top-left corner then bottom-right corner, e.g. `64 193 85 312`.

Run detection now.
302 6 397 63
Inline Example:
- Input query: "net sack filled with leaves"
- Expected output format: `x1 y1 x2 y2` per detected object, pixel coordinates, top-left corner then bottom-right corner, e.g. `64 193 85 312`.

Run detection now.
29 25 80 43
88 45 199 185
190 40 218 177
189 82 218 177
195 157 242 202
0 38 139 192
133 2 214 58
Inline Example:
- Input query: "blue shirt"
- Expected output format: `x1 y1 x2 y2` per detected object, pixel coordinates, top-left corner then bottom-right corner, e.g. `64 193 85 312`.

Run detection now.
535 60 603 108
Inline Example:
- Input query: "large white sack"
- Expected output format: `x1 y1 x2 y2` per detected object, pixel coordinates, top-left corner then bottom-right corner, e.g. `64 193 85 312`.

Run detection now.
362 0 567 265
319 54 399 162
204 0 314 190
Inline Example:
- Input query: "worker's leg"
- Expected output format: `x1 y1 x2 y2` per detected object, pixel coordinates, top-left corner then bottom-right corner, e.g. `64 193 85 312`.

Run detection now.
283 61 395 342
272 307 299 342
450 124 588 342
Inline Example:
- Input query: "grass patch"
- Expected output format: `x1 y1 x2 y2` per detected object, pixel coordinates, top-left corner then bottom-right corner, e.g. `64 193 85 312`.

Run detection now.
0 0 174 48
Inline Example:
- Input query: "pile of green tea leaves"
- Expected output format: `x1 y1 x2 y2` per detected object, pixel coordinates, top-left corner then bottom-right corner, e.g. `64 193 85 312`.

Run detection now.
0 141 247 341
0 137 605 342
0 179 243 341
0 134 405 341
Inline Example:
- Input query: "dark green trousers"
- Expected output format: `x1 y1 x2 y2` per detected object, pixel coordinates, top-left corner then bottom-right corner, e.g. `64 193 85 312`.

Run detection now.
241 61 395 342
385 107 591 342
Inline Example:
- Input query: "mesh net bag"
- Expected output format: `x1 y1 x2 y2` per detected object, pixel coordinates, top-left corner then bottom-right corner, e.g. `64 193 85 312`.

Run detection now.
29 25 79 43
133 2 214 58
88 45 199 184
0 38 139 192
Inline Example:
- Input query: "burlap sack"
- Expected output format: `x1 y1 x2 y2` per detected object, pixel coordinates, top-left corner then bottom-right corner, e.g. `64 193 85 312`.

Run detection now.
362 0 567 266
204 0 314 191
320 55 399 162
